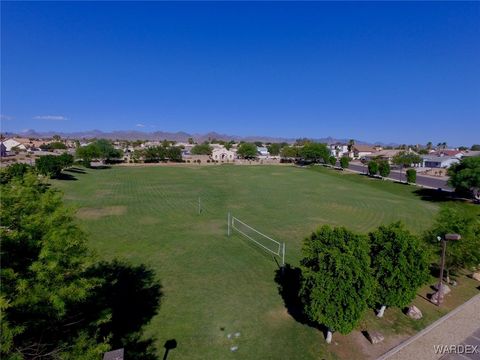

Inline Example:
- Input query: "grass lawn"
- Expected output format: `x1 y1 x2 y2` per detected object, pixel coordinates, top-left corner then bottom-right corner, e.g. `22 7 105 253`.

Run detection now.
53 164 480 360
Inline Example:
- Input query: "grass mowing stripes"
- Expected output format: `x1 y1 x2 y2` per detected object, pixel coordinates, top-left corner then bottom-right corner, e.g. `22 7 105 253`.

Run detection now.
53 164 474 359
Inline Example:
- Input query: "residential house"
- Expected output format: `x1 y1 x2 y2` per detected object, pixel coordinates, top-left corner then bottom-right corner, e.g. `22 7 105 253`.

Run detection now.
352 145 376 159
422 156 460 168
212 148 236 161
2 138 27 151
257 147 270 158
329 143 349 158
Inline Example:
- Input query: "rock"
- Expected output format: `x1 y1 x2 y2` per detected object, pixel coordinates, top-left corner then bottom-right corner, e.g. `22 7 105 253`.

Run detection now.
365 331 384 344
406 305 423 320
227 333 232 339
230 346 238 352
449 280 458 287
234 332 241 338
472 272 480 282
433 283 451 294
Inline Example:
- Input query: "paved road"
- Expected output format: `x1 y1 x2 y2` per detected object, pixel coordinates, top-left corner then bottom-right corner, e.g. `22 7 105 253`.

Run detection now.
348 163 452 190
440 328 480 360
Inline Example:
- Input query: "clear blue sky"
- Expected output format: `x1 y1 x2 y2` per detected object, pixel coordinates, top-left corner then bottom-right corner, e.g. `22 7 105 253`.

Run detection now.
1 1 479 145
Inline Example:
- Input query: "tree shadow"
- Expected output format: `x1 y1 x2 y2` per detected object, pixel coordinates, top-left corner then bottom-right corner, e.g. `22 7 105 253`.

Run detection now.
64 167 86 174
413 188 456 203
273 264 327 335
79 260 163 360
56 172 78 181
90 165 112 170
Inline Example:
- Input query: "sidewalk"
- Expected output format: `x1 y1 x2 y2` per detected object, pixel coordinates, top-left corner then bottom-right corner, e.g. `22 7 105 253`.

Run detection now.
377 294 480 360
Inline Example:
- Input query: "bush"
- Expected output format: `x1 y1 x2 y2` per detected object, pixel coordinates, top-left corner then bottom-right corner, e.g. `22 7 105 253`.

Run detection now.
378 160 391 178
368 161 378 176
406 169 416 183
340 156 350 169
36 155 63 178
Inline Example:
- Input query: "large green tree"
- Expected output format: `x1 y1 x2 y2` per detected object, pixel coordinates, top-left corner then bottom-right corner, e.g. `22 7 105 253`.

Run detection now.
427 205 480 283
369 223 430 317
300 225 374 343
75 139 122 167
267 143 282 156
299 143 330 163
0 172 163 360
237 143 258 159
36 155 63 178
0 174 107 359
190 143 213 155
448 156 480 200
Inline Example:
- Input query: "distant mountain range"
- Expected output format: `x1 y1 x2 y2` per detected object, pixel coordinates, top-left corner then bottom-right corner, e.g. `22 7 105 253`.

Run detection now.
2 129 399 147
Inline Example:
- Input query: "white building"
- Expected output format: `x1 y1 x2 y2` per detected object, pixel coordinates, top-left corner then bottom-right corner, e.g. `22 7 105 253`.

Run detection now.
212 148 236 161
2 138 27 151
422 156 460 168
257 147 269 158
329 143 349 158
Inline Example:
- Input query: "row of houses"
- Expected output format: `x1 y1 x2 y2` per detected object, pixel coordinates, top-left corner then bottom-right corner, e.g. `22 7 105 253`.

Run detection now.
328 142 480 169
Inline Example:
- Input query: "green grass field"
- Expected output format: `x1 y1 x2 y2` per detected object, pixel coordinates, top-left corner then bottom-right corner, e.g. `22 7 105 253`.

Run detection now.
53 165 478 359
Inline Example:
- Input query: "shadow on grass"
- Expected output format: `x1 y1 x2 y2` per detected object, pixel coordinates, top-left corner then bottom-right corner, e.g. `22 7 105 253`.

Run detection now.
273 264 328 336
90 165 112 170
56 172 78 181
413 188 457 203
64 167 87 174
80 260 163 360
162 339 177 360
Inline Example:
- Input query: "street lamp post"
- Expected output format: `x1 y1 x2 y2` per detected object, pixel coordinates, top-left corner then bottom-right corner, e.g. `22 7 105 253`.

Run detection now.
436 233 461 306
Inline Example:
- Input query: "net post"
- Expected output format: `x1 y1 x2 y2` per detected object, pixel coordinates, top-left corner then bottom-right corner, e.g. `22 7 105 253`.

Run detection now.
227 212 231 237
281 242 286 274
198 197 201 215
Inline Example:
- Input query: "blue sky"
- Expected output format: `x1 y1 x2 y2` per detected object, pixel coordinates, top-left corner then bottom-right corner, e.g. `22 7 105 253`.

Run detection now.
1 1 479 145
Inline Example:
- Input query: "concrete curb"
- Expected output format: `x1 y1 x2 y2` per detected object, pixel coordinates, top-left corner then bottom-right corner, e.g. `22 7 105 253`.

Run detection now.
376 293 480 360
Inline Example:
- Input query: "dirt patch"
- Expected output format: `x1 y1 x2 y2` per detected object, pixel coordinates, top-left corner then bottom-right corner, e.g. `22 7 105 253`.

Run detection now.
265 307 291 326
77 206 127 220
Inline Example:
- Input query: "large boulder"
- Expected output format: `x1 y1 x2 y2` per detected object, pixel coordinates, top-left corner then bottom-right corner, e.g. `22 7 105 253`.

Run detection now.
472 272 480 282
406 305 423 320
433 283 451 294
365 331 384 344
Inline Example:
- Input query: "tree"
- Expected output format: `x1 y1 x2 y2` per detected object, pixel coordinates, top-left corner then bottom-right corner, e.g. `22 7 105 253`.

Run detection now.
300 225 374 343
406 169 417 184
144 146 166 163
254 141 263 147
471 144 480 151
299 143 330 163
448 156 480 200
190 143 213 155
369 223 430 317
0 174 107 358
328 156 336 166
426 142 433 150
57 153 74 169
267 143 282 156
392 151 422 183
36 155 63 178
1 173 163 360
348 139 355 152
280 146 300 160
237 143 257 159
426 205 480 283
0 163 33 184
188 137 194 145
75 139 121 167
368 161 379 176
52 134 61 142
378 160 390 178
340 156 350 169
166 146 182 162
40 142 67 151
224 141 234 151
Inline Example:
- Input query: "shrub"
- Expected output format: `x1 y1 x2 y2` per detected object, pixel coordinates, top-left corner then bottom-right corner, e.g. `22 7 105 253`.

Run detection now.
406 169 416 183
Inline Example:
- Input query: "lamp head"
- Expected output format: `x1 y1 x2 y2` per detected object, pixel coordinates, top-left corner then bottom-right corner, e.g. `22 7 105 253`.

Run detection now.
445 233 461 241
